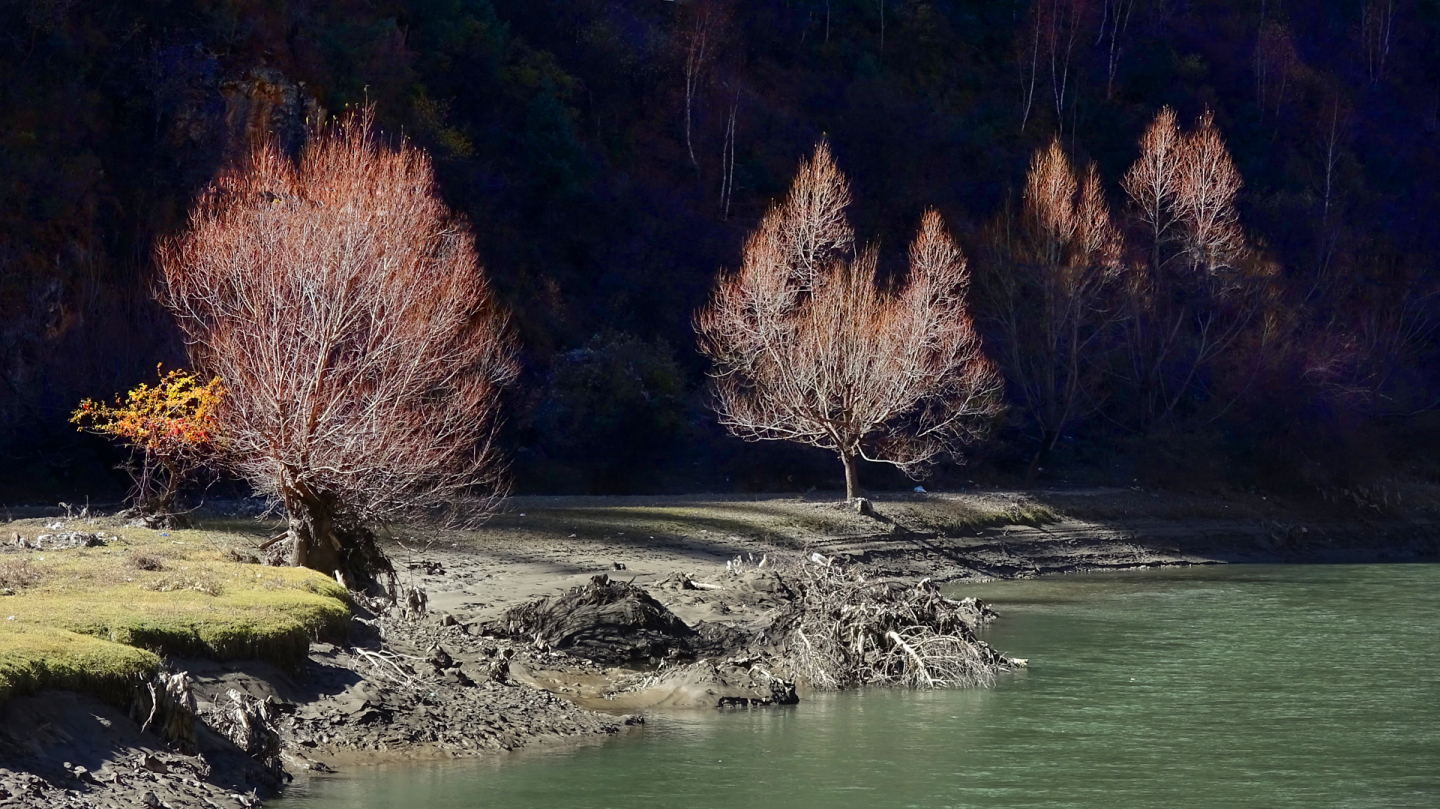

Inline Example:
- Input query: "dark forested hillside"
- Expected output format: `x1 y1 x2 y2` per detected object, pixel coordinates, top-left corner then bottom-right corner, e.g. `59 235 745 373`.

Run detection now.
4 0 1440 499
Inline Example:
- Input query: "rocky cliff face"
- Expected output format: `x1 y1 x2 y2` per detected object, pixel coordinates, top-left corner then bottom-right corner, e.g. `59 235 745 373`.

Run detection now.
218 66 324 158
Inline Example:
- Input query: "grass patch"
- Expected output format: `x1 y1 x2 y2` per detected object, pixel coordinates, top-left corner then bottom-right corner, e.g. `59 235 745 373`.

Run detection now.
0 625 159 705
0 519 350 704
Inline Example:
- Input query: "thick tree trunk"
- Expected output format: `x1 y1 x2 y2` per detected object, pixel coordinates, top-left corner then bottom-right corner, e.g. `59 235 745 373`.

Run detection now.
284 489 342 576
842 451 861 501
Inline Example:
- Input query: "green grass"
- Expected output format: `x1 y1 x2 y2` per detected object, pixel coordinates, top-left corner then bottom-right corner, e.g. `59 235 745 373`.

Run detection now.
0 520 350 704
0 625 160 705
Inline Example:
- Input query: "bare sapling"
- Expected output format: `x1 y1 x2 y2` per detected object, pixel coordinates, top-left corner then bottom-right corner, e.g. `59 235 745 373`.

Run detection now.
978 137 1121 483
697 142 1002 501
159 108 518 586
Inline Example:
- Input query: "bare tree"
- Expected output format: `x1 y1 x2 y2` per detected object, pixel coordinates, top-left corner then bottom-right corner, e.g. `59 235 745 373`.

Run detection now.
1360 0 1396 86
697 143 1002 501
159 109 518 580
1017 0 1093 131
1309 94 1352 297
1255 21 1300 119
720 84 741 220
1047 0 1090 127
1017 5 1044 130
681 1 730 172
978 138 1121 483
1175 111 1246 274
1096 0 1138 101
1119 108 1276 428
1121 105 1183 277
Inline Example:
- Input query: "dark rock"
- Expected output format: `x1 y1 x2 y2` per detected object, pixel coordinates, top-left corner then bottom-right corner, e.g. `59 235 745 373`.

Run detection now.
427 646 454 671
488 575 697 665
442 668 476 688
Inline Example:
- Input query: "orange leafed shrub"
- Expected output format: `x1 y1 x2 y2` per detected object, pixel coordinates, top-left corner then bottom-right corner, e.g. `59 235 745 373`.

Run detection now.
71 366 225 515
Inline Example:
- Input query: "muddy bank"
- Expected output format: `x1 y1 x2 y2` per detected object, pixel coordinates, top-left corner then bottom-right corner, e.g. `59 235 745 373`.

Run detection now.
3 487 1437 807
0 611 637 808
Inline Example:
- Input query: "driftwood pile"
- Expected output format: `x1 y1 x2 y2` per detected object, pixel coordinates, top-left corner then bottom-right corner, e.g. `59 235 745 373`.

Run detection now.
754 559 1015 690
486 561 1016 695
206 690 283 778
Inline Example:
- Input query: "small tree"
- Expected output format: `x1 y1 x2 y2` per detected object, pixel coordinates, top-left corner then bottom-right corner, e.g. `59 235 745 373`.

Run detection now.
978 138 1121 484
71 366 225 523
697 142 1002 501
158 109 518 580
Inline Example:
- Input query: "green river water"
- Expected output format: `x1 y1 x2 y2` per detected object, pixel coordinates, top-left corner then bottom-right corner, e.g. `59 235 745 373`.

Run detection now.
276 564 1440 808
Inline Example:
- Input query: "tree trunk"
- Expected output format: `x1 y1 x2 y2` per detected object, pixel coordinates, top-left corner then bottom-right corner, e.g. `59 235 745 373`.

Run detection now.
1024 429 1058 488
842 451 861 501
285 489 342 575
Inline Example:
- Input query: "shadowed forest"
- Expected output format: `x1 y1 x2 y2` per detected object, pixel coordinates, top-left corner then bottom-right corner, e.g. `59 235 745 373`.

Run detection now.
4 0 1440 501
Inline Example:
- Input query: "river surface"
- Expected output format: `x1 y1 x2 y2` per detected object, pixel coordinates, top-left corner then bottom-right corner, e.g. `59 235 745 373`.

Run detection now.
276 564 1440 808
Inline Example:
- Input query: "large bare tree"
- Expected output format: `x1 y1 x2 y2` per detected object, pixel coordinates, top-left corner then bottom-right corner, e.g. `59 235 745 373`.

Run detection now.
697 143 1002 501
159 109 518 580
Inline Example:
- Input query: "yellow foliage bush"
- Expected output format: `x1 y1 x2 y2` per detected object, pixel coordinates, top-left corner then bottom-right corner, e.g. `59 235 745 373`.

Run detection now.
71 366 225 515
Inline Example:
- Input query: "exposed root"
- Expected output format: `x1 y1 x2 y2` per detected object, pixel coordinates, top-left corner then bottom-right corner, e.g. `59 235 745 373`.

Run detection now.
351 648 424 688
749 556 1012 690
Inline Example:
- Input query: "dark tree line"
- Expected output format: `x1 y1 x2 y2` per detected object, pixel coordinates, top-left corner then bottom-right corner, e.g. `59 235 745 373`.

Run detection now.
3 0 1439 499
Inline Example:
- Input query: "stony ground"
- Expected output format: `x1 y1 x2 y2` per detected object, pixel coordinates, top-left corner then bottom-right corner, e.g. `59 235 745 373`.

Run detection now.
403 488 1440 628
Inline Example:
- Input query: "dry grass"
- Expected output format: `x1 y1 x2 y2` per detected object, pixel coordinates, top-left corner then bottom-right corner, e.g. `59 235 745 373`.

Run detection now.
0 559 44 592
128 552 166 571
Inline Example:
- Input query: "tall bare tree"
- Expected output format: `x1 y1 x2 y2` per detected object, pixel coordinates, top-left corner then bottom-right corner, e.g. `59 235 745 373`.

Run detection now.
1122 105 1183 276
1254 21 1300 119
1119 108 1275 427
159 109 518 580
681 0 730 172
1360 0 1397 86
1175 111 1246 274
1017 0 1093 131
979 138 1121 482
1096 0 1138 101
697 143 1002 500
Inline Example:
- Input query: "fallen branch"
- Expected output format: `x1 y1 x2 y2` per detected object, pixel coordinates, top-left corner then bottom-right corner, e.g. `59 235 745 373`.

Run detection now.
886 630 936 688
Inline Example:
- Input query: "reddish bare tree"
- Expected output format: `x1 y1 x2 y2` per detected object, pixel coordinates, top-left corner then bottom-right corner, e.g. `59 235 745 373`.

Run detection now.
1121 105 1183 276
978 138 1121 483
697 143 1002 501
1119 108 1276 428
158 109 518 580
1175 111 1246 274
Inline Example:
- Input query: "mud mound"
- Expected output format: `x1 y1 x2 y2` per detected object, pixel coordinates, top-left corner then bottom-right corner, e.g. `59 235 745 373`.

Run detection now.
489 575 697 665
